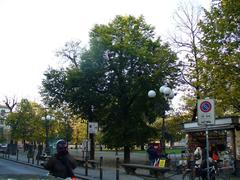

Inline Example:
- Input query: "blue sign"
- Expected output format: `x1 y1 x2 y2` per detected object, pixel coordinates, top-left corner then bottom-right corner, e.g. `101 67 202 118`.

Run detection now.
200 101 212 113
197 99 215 125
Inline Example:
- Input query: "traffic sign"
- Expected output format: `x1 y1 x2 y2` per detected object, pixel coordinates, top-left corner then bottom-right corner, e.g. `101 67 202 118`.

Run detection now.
89 122 98 134
200 101 212 112
197 99 215 125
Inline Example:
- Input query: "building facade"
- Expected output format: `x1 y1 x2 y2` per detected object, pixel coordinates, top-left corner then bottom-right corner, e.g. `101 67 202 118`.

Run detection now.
0 104 10 143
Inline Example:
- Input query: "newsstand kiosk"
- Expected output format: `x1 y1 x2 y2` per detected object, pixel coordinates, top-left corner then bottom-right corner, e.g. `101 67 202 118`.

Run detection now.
183 116 240 176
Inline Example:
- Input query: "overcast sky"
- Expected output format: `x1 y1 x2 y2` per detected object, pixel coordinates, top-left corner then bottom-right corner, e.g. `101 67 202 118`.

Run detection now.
0 0 210 105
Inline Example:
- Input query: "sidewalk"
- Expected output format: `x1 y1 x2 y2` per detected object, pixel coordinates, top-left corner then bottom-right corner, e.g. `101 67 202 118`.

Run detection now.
1 150 239 180
1 150 182 179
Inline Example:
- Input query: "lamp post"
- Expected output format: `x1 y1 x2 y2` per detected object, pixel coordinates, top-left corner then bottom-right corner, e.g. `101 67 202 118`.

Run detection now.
41 114 55 155
62 112 70 146
89 105 95 160
84 105 94 176
148 84 175 155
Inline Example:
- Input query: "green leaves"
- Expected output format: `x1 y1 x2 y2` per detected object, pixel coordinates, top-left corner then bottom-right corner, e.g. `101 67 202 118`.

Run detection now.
40 15 179 161
40 68 67 108
199 0 240 115
85 16 178 147
5 99 44 142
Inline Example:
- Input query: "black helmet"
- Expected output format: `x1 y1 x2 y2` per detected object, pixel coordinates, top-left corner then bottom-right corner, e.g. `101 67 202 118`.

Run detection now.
56 139 67 153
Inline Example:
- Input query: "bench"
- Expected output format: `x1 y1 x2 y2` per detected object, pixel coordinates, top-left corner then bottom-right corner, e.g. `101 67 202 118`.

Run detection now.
74 157 99 168
121 163 170 178
219 166 234 174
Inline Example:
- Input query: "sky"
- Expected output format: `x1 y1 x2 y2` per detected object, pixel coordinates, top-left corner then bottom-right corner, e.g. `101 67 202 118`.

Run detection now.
0 0 210 105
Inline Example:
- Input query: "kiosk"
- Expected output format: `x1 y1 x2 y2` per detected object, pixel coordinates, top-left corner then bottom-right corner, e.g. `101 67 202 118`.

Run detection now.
183 116 240 175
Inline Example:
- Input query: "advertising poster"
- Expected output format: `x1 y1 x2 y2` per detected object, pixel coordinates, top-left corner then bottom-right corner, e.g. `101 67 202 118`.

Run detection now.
235 129 240 160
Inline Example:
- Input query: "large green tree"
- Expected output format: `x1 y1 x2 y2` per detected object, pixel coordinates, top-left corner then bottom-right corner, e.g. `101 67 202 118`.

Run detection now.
199 0 240 115
41 15 179 162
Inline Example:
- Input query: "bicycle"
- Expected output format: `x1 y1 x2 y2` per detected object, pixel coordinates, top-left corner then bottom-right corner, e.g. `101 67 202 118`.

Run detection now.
182 162 202 180
182 161 217 180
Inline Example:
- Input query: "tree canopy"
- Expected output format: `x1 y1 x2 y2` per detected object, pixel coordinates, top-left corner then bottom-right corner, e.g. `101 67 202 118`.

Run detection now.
5 99 78 145
41 15 179 162
6 99 45 142
199 0 240 115
170 0 240 118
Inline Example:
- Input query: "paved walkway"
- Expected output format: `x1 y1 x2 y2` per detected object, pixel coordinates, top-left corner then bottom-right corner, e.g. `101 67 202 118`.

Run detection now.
0 150 182 179
1 150 239 180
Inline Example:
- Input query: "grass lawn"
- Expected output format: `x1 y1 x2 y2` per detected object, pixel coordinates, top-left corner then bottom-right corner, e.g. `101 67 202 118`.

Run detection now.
165 148 183 154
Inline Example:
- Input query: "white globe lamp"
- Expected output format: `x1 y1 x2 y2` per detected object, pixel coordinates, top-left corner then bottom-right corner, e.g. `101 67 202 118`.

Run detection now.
148 90 156 98
163 87 172 95
159 85 166 93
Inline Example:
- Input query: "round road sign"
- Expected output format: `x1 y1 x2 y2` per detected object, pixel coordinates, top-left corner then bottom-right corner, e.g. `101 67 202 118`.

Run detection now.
200 101 212 112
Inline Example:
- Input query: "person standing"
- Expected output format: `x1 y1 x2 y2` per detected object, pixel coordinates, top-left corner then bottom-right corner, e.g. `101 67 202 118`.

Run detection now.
147 145 159 166
194 146 203 177
36 144 43 161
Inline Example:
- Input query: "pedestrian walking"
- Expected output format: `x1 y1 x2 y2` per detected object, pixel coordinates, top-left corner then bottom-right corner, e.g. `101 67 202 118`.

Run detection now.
36 144 43 161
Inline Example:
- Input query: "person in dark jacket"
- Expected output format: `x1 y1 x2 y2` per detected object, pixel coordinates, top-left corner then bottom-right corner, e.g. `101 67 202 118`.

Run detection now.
147 145 159 166
42 139 77 179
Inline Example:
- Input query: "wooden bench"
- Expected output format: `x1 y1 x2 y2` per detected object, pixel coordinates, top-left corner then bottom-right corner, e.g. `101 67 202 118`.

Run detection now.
121 163 170 178
74 157 99 168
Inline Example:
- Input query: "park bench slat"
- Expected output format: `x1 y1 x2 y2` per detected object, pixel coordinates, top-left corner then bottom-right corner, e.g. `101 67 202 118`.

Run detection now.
74 157 99 168
121 163 170 178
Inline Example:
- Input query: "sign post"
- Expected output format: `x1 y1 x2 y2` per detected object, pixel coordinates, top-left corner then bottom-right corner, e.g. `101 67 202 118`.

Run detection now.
197 99 215 180
88 122 98 134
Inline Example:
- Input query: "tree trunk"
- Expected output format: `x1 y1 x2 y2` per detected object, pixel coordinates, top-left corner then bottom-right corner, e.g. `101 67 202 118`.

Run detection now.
191 104 197 122
124 146 130 163
23 140 26 152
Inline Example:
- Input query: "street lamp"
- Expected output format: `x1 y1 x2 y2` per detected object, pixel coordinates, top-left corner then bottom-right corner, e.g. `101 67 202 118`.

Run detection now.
84 105 94 176
41 114 55 155
148 84 175 155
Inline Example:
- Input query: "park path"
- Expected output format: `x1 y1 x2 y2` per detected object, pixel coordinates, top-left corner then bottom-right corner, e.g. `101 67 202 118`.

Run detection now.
1 149 183 179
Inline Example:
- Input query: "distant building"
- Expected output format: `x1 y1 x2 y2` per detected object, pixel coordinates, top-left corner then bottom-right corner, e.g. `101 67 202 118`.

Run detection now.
0 104 10 142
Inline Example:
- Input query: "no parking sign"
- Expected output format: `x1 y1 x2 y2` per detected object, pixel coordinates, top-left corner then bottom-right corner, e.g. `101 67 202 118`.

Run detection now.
197 99 215 125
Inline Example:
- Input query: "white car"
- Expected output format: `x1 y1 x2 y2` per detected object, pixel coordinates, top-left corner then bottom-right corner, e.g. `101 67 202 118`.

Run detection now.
0 143 7 153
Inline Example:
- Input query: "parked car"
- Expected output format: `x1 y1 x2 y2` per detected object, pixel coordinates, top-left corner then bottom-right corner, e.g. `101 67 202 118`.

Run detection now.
0 143 7 153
